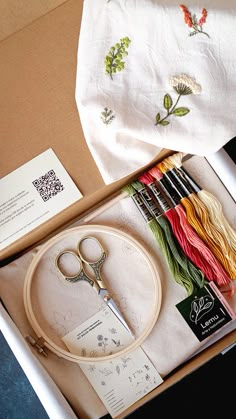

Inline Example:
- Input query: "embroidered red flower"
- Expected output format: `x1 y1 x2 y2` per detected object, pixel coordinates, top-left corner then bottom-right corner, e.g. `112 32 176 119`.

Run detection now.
198 8 207 27
180 4 193 27
180 5 210 38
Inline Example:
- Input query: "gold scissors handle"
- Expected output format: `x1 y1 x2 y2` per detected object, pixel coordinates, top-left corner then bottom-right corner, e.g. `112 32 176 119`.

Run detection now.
55 237 133 335
77 236 107 290
55 250 100 293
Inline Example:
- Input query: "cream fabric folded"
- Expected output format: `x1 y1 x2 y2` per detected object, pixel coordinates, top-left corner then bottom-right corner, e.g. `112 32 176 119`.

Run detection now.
75 0 236 184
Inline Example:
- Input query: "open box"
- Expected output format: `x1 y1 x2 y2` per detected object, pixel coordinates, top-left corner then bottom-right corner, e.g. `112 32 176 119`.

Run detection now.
0 1 235 418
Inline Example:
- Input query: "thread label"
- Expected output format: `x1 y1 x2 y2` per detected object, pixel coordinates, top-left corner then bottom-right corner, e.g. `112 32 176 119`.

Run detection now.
176 283 235 342
149 183 171 212
132 192 153 222
139 188 162 217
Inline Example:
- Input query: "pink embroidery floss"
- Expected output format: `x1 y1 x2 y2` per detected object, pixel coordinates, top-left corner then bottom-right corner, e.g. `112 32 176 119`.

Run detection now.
165 153 236 255
149 166 232 289
157 161 236 279
140 172 215 283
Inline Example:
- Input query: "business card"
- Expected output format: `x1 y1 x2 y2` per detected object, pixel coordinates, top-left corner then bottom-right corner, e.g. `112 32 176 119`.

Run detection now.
62 307 163 418
0 148 82 250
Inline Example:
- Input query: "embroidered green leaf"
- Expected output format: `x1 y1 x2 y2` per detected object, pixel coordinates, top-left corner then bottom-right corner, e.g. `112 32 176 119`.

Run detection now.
163 94 173 110
155 113 161 124
159 120 170 126
154 73 199 127
104 37 131 80
173 107 190 116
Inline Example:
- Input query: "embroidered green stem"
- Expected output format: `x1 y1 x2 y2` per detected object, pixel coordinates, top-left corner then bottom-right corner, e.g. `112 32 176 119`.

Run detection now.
155 94 187 126
154 74 201 127
190 23 210 38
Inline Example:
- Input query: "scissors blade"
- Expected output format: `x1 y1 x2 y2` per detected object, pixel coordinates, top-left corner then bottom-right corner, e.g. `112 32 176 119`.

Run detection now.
100 290 133 335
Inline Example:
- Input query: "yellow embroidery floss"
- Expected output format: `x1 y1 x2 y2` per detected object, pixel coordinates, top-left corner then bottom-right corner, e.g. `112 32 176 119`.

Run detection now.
157 161 236 279
166 152 236 255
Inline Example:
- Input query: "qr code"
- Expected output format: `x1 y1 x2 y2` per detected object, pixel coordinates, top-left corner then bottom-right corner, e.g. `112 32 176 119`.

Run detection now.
32 170 64 201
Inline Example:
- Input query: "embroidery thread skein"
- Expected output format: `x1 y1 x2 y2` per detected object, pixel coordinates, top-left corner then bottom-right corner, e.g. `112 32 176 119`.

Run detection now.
149 167 232 288
164 152 236 255
157 162 236 279
139 172 224 285
131 180 206 290
122 184 195 295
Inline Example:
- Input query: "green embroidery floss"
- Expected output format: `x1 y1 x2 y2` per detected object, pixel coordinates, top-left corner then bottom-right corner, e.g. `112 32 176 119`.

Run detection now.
104 37 131 80
131 180 206 290
122 183 195 296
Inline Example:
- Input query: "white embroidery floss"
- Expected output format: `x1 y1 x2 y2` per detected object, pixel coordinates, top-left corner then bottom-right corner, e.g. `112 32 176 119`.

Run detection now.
166 152 236 255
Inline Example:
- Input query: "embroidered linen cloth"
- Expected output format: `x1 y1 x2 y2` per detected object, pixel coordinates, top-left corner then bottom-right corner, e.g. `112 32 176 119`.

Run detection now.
75 0 236 184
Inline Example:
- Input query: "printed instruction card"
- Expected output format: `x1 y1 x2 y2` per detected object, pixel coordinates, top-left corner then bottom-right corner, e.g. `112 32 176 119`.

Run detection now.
0 148 82 250
62 307 163 417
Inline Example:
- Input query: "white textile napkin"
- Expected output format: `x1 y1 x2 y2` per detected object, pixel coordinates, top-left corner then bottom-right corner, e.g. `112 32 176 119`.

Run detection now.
75 0 236 184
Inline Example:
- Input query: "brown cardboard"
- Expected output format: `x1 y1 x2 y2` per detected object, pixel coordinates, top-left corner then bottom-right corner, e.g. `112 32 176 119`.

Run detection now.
0 0 68 41
0 0 102 261
0 1 235 417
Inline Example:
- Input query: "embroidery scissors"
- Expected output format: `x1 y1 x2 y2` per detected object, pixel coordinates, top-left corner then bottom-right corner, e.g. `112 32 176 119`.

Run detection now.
55 236 132 335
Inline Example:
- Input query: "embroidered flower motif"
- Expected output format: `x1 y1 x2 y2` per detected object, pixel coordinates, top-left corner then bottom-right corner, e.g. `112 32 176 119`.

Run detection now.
104 37 131 80
180 5 210 38
100 107 115 125
169 74 202 95
154 74 201 127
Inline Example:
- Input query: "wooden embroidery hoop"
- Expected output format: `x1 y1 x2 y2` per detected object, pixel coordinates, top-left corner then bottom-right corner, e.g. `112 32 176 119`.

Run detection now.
23 224 162 364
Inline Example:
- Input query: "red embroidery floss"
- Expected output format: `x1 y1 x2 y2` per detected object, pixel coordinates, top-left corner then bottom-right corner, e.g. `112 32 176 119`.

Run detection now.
148 166 232 289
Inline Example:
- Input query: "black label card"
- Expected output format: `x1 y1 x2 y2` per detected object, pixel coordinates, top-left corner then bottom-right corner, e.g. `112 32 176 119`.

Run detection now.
176 282 235 342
